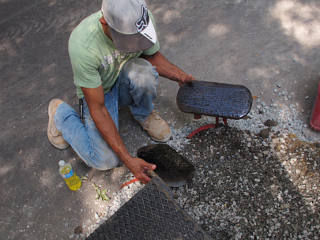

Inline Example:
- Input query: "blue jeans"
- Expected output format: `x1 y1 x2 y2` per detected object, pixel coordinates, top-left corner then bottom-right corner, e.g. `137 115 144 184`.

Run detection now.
55 58 159 170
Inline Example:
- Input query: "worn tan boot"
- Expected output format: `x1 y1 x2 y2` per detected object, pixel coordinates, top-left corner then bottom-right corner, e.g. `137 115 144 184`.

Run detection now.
139 110 172 142
47 99 69 149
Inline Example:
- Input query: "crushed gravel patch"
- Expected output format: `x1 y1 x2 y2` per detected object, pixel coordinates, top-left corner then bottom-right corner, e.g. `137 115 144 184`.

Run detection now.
173 127 320 239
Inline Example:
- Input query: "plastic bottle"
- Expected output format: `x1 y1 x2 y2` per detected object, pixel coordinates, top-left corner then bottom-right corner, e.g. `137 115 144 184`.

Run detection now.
59 160 81 191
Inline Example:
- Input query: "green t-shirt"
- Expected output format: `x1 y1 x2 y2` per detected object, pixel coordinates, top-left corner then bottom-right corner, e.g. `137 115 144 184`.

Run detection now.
68 10 160 99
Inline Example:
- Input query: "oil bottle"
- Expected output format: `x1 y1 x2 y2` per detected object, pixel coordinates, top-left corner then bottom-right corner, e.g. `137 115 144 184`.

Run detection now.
59 160 81 191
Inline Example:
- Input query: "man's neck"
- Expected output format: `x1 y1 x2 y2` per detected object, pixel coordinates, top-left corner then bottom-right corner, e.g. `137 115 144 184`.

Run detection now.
99 17 113 40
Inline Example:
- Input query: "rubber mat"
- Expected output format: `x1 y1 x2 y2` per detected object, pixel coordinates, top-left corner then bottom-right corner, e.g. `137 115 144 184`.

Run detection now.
86 174 211 240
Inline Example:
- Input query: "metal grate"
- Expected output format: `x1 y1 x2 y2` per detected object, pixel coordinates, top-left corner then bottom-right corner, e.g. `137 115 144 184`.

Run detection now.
86 175 211 240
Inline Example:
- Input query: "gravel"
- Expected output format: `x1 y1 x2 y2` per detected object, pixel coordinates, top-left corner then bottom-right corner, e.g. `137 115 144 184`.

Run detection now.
79 89 320 239
172 127 320 239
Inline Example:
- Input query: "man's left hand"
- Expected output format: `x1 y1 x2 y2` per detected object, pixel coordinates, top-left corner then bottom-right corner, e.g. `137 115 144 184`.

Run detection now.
178 72 195 86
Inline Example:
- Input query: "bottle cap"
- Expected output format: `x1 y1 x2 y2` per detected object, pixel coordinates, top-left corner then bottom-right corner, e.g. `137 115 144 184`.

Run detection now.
58 160 65 167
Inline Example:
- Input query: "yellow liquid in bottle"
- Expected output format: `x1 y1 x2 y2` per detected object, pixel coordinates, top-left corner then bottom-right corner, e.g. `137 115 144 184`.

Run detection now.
60 164 81 191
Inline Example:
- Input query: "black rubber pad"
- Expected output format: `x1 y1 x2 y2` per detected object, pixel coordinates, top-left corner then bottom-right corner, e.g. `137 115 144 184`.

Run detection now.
86 175 211 240
177 81 252 119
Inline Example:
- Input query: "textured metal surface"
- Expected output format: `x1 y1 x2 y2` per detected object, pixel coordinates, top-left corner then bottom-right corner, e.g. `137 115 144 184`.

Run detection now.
137 144 195 187
177 81 252 119
86 175 211 240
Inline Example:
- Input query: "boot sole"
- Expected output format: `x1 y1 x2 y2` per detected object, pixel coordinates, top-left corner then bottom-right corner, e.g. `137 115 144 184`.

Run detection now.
149 129 172 143
47 99 69 150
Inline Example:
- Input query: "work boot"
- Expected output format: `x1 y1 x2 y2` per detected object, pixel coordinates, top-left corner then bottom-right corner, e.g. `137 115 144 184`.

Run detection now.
139 110 172 142
47 99 69 149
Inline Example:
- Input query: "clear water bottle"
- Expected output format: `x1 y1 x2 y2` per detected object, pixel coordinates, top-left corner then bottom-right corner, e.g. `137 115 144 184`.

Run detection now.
59 160 81 191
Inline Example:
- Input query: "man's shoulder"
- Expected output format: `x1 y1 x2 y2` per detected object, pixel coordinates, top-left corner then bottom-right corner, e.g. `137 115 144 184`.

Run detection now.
69 11 102 49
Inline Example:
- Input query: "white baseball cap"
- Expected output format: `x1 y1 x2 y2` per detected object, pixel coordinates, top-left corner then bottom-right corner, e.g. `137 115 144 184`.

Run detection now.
102 0 157 52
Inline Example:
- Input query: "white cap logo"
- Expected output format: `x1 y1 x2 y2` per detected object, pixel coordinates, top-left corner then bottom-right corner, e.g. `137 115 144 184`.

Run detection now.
135 5 157 44
135 5 149 32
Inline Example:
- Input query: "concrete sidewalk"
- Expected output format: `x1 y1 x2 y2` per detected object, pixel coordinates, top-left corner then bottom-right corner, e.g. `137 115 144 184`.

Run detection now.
1 0 320 239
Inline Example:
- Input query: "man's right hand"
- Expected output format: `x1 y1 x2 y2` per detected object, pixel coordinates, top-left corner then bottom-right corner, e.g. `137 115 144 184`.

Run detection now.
125 157 156 184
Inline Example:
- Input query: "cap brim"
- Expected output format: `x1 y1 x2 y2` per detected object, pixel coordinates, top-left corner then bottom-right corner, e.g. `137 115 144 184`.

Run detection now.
109 18 157 53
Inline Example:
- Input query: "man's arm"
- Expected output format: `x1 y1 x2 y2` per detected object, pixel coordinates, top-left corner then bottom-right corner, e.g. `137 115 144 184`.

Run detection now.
82 86 156 184
142 51 195 85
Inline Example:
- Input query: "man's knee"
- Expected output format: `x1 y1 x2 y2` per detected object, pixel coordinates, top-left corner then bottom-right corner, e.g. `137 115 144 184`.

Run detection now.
82 149 120 170
122 58 159 91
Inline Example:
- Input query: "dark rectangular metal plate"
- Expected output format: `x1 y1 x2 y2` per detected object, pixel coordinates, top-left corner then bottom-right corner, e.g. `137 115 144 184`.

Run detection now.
86 175 211 240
